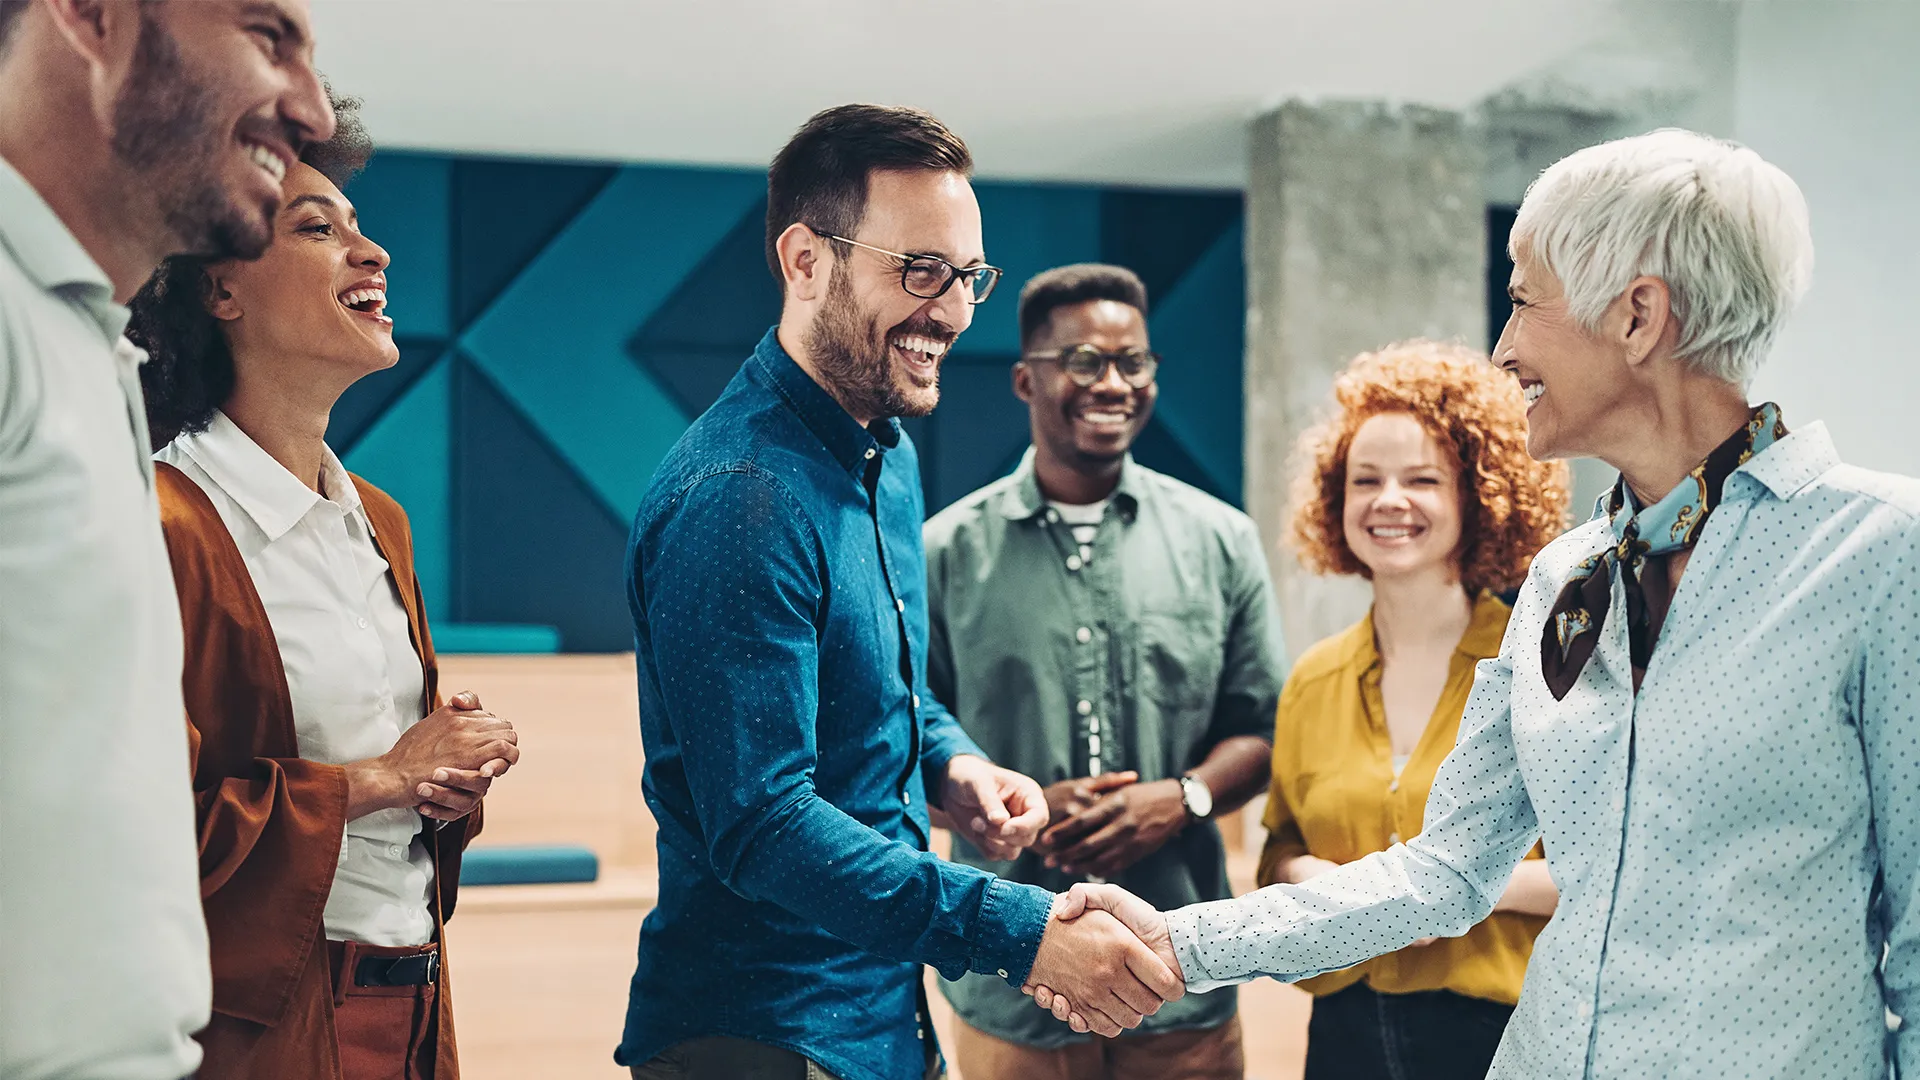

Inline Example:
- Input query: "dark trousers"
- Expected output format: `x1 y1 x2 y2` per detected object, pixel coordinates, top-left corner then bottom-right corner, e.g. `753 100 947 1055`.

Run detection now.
1303 983 1513 1080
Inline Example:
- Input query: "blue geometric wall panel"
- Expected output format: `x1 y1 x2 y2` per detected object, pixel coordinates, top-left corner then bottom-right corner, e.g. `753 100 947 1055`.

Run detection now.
1147 222 1246 501
454 159 617 326
462 167 764 520
334 151 1246 652
453 360 636 651
345 155 452 338
343 357 452 620
628 201 781 417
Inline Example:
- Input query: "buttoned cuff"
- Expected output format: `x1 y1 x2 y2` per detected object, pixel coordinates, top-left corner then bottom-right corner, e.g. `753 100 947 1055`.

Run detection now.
967 879 1053 987
921 729 989 786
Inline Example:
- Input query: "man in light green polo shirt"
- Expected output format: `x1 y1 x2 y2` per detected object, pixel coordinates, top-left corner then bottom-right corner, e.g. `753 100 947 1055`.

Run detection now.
924 263 1286 1079
0 4 333 1078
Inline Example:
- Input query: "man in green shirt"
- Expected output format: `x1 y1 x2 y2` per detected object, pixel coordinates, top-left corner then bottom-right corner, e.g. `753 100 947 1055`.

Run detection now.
924 263 1286 1078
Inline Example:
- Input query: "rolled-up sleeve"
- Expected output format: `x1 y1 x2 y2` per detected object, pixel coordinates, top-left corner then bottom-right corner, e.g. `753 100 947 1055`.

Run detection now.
1205 517 1288 745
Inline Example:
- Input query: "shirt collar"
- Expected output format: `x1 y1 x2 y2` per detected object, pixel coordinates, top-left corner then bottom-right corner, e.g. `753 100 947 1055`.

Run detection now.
749 327 900 476
0 153 126 341
1587 416 1838 523
175 409 362 542
998 446 1143 521
1728 421 1836 501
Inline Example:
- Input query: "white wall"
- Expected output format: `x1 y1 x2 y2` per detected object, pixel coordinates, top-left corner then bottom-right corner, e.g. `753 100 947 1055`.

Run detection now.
311 0 1627 189
1738 2 1920 478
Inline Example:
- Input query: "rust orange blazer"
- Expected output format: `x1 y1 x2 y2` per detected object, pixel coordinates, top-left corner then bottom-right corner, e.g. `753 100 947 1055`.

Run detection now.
156 461 477 1080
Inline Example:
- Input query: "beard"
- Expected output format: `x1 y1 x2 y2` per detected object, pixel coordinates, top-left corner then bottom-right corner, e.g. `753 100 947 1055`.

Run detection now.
803 263 947 422
111 12 278 261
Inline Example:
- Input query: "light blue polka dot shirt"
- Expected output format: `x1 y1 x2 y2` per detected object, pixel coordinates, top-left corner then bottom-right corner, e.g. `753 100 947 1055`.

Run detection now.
1165 422 1920 1079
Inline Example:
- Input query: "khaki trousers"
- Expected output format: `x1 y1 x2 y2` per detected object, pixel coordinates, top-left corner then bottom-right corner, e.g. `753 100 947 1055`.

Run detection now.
629 1035 943 1080
951 1014 1244 1080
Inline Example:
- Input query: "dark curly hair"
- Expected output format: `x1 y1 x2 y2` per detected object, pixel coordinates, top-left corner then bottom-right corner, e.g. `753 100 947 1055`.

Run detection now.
128 85 373 449
1288 340 1572 595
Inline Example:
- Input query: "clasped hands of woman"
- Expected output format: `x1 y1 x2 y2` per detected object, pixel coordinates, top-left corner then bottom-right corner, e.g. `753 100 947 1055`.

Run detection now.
340 690 519 822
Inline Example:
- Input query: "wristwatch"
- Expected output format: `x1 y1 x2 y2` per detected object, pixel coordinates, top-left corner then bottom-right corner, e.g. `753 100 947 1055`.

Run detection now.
1179 773 1213 820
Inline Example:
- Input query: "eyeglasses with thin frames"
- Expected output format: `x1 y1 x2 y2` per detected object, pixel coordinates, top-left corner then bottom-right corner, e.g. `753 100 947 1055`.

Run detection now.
809 226 1004 305
1021 344 1160 389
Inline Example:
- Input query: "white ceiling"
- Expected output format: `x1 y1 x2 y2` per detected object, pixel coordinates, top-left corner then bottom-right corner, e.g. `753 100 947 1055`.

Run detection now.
309 0 1691 188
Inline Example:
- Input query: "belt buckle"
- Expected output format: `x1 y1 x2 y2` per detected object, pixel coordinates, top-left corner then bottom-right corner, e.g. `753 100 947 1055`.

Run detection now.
356 950 439 987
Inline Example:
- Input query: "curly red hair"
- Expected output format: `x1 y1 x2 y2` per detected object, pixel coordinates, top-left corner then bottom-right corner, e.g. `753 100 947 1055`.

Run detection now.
1288 340 1571 595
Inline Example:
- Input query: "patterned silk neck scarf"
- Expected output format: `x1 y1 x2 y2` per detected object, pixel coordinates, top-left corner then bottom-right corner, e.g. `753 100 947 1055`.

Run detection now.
1540 403 1788 700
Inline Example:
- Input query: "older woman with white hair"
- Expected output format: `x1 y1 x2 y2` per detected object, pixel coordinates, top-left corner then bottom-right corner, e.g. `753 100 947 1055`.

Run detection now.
1029 128 1920 1080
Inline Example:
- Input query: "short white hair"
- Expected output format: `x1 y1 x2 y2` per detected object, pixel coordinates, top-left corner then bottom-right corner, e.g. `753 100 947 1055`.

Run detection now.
1511 128 1813 387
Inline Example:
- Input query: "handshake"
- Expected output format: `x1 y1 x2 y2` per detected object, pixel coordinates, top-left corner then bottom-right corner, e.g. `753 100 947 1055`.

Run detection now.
1021 883 1182 1036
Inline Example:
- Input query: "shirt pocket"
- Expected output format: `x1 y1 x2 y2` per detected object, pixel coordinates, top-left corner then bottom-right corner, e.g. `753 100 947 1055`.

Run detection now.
1137 606 1224 714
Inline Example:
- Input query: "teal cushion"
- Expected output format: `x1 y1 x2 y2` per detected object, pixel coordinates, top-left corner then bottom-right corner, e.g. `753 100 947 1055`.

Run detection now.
460 844 598 886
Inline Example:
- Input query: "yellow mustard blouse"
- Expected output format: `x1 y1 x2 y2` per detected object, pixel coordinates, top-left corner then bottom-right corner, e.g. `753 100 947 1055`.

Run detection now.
1257 591 1547 1005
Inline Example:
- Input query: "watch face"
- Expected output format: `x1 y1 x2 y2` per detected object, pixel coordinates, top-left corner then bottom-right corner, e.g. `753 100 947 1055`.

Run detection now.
1183 776 1212 818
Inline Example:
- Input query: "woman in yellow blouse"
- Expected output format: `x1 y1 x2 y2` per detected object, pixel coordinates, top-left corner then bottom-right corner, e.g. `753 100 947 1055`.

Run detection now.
1259 340 1570 1080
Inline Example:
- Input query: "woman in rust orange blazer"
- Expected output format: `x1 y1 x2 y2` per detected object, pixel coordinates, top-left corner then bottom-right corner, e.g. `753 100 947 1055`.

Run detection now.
127 96 517 1080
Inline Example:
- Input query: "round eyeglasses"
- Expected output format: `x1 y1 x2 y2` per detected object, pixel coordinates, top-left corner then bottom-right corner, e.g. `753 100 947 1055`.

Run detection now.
810 227 1003 304
1022 345 1160 389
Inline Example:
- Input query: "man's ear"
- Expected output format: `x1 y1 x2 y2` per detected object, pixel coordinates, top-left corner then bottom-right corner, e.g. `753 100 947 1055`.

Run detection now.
775 223 828 304
1617 275 1673 370
204 270 242 322
39 0 139 88
1012 360 1034 404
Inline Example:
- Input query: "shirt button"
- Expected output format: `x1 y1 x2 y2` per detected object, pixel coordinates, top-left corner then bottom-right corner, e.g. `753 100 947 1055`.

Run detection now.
1088 734 1102 755
902 790 911 806
895 598 905 612
1065 554 1082 572
1388 780 1399 793
911 693 921 709
1388 831 1401 844
389 844 404 858
1046 510 1060 523
864 448 876 460
1076 626 1092 644
357 617 370 629
1089 757 1103 775
1089 717 1100 733
1077 700 1093 716
996 968 1010 979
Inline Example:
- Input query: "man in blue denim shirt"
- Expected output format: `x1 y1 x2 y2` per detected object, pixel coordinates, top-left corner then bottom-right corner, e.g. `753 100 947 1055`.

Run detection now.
617 105 1184 1080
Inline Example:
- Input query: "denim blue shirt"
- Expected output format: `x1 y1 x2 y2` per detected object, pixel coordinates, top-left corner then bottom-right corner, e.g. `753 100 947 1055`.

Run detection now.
616 329 1055 1080
1165 423 1920 1079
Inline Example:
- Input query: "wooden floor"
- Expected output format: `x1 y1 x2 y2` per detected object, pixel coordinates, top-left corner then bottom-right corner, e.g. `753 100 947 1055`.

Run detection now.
439 654 1310 1079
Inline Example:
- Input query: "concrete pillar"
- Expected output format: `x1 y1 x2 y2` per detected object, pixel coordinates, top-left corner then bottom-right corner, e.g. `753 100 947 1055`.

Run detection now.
1243 100 1488 658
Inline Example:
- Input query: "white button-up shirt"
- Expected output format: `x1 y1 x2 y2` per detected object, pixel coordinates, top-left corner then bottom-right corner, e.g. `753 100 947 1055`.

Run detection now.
158 411 435 947
1167 423 1919 1079
0 156 211 1080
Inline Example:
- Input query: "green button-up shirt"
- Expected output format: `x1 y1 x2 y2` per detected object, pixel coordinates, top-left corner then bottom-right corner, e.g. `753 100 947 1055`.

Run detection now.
924 449 1287 1046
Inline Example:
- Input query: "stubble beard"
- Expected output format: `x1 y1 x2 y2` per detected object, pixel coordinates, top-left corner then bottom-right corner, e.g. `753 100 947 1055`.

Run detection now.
804 264 940 423
111 12 276 262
